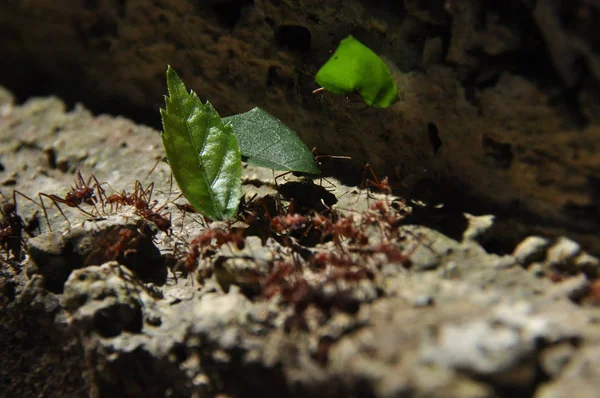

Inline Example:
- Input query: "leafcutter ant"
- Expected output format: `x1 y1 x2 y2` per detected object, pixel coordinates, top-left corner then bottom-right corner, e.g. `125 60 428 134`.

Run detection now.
181 227 246 274
103 180 172 234
362 163 392 195
39 170 106 230
0 190 43 260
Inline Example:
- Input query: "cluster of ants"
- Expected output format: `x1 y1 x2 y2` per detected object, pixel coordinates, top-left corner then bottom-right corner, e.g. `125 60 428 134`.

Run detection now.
0 170 172 264
172 166 420 336
1 164 419 339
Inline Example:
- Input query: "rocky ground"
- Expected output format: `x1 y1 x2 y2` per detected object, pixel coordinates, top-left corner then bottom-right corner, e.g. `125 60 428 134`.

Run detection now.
1 87 599 397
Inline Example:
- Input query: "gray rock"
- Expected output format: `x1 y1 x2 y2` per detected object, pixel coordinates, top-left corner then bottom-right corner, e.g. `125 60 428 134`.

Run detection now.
535 345 600 398
25 232 75 293
513 236 551 266
546 238 582 269
420 319 535 378
63 262 145 337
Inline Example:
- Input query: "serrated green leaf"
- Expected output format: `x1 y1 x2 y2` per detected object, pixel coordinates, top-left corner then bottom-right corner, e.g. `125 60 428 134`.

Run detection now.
160 66 242 220
315 35 399 108
222 107 320 175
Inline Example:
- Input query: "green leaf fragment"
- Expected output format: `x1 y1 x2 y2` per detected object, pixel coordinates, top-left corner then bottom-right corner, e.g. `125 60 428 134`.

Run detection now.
315 35 399 108
160 66 242 220
223 107 320 175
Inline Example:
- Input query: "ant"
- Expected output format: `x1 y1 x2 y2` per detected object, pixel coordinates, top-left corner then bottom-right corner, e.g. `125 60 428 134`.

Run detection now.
105 189 135 213
0 190 42 260
39 170 106 230
361 199 407 239
138 208 171 234
270 213 308 235
309 251 354 269
105 228 139 262
311 147 352 170
103 180 172 234
180 227 246 274
331 216 368 246
357 241 420 269
324 268 375 285
361 163 392 195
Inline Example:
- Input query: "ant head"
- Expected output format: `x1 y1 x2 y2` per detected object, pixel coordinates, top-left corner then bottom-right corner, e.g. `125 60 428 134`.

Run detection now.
2 203 16 215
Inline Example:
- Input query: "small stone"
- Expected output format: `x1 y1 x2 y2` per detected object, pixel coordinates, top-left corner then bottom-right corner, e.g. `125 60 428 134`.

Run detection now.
440 261 459 279
25 232 72 293
490 255 517 269
546 238 581 268
462 213 495 241
572 252 600 276
513 236 550 266
528 262 545 277
411 294 435 307
145 313 162 326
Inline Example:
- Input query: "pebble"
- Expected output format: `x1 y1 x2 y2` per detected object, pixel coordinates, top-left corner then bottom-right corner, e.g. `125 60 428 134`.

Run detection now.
546 237 581 267
513 236 550 266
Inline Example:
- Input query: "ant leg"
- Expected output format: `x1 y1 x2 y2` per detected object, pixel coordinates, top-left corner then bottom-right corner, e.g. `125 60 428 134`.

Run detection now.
135 181 155 210
144 156 163 182
142 182 155 204
91 174 108 210
13 190 43 211
168 171 174 200
164 212 172 236
13 190 43 236
75 170 86 188
274 171 292 189
39 193 70 231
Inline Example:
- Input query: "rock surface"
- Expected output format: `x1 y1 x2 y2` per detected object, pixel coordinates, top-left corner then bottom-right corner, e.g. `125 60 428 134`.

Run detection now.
1 88 600 397
0 0 599 254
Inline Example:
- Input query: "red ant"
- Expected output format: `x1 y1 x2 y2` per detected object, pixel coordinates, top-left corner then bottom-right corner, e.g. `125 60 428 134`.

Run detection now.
261 262 300 299
180 227 246 274
1 190 42 260
139 208 171 234
362 163 392 195
39 170 106 230
304 213 334 243
311 147 352 170
175 203 198 214
106 228 139 261
370 241 420 268
361 200 406 238
105 189 135 213
309 251 354 269
1 202 23 260
324 268 375 284
270 213 308 235
103 180 172 234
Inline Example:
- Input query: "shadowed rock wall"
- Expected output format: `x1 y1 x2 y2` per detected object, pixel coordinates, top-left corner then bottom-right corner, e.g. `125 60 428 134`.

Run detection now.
0 0 599 252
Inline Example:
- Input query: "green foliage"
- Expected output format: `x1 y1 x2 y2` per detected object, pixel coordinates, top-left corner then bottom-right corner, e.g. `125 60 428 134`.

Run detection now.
160 66 242 220
315 35 399 108
223 107 320 175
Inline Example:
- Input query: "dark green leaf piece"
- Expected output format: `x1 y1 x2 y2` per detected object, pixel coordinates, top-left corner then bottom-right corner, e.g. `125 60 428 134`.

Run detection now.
160 65 242 220
315 35 399 108
223 107 320 175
